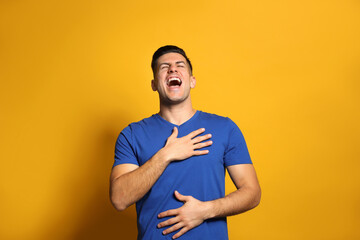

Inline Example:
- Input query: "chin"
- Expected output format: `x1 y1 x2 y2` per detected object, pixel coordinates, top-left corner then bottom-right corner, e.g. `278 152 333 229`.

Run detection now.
161 96 185 104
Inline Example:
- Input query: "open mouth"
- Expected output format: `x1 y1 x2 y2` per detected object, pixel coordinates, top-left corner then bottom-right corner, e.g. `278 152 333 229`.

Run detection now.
167 77 182 87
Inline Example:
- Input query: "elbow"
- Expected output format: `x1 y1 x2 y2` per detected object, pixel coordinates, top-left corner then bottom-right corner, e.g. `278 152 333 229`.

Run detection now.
243 184 261 210
110 195 128 212
110 179 131 211
113 203 127 212
110 188 129 211
252 186 261 208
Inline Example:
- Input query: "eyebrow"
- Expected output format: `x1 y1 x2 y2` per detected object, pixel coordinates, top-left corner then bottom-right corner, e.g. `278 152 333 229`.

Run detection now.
159 61 186 67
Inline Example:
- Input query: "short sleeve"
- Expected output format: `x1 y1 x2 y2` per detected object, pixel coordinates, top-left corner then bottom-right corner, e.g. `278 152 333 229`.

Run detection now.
113 125 139 168
223 119 252 167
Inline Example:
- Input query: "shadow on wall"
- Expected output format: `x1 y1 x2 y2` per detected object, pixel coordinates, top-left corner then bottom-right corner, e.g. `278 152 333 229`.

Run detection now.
43 111 139 240
71 113 138 240
79 113 139 240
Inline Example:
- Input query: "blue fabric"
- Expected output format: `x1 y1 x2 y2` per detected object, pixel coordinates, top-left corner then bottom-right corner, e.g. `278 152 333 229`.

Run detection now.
113 111 252 240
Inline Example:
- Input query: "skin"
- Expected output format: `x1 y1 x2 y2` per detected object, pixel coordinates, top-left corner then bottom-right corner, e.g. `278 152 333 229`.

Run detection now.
110 52 261 239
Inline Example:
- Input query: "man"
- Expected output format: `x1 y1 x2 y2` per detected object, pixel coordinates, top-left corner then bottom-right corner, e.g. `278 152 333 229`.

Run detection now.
110 45 261 240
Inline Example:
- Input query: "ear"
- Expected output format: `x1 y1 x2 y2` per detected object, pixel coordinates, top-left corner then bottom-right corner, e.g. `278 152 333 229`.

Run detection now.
151 79 157 91
190 76 196 89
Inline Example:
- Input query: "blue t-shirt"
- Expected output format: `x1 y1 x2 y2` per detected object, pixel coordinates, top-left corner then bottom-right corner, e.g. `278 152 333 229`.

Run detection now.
113 111 252 240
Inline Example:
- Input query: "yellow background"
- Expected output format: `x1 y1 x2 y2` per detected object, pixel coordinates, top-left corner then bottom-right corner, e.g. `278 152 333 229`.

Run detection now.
1 0 359 239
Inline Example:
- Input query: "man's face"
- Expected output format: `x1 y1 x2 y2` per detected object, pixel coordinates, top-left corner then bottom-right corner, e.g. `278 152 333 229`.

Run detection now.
151 52 196 104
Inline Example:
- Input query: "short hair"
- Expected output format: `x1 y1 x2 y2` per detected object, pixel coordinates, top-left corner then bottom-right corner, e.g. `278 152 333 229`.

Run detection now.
151 45 193 75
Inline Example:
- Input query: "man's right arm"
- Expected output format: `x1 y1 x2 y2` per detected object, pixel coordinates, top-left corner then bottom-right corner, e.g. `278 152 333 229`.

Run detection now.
110 127 212 211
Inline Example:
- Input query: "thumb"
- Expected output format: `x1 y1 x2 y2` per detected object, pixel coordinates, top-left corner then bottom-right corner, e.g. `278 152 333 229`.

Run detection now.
174 190 188 202
169 126 178 139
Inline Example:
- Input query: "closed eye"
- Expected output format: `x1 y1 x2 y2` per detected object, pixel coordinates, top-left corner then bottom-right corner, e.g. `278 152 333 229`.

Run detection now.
159 64 170 70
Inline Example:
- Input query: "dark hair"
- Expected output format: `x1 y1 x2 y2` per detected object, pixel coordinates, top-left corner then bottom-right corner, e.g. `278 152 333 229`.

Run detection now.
151 45 193 75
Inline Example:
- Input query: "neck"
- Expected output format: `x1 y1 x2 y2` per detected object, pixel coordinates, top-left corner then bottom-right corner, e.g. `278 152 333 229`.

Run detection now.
158 99 196 126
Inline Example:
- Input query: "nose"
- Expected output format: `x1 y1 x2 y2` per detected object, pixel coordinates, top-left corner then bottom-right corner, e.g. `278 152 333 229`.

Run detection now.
168 64 177 73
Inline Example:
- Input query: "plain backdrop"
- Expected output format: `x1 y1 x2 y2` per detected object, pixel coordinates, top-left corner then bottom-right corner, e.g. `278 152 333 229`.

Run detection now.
1 0 359 239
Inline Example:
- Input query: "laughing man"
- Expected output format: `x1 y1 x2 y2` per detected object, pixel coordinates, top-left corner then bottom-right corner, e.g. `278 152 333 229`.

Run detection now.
110 45 261 240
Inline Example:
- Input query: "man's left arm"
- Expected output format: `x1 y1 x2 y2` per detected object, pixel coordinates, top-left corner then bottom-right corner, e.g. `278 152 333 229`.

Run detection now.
157 164 261 239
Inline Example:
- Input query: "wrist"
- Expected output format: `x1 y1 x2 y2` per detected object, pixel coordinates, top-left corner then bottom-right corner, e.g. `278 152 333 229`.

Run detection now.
157 147 173 164
202 200 216 220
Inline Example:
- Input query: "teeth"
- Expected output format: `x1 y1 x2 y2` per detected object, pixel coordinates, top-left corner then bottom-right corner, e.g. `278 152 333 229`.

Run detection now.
167 77 182 85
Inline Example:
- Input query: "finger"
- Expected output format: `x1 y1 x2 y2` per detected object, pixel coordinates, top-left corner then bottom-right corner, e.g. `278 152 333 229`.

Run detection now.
193 140 213 150
174 190 189 202
172 227 190 239
192 134 212 144
187 128 205 139
157 216 180 228
158 209 178 218
193 149 209 155
162 222 184 235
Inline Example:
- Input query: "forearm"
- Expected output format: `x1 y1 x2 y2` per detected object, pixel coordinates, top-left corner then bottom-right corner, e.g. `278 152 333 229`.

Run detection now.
204 185 261 219
110 149 170 211
157 185 261 239
110 127 212 212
